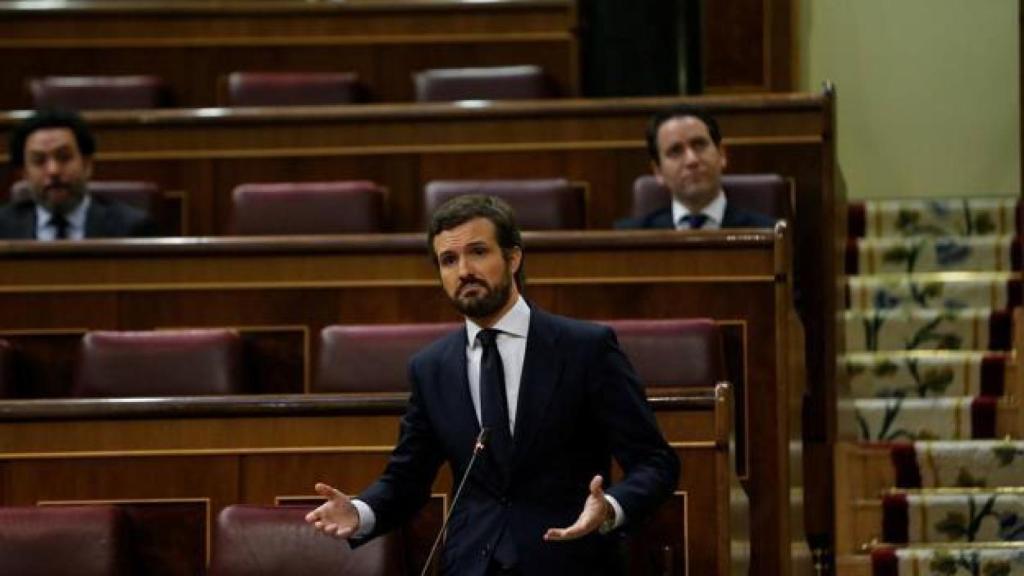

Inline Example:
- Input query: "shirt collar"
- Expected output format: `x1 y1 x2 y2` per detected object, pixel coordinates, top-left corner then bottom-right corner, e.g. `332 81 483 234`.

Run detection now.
35 195 91 238
465 294 531 347
671 189 727 229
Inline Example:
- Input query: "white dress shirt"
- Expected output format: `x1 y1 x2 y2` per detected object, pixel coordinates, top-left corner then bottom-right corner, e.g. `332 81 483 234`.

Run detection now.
35 195 91 240
671 188 727 230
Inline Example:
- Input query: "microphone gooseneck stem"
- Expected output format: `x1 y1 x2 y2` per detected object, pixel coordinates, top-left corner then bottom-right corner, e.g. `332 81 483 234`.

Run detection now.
419 428 490 576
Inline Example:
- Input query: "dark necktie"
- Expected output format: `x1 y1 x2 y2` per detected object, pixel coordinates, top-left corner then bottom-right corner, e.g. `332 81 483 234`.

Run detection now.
48 213 69 239
478 329 513 475
680 213 709 230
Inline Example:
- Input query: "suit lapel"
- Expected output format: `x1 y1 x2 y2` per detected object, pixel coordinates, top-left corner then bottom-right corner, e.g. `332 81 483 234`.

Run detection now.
84 201 106 238
16 204 37 239
511 308 563 468
438 327 478 444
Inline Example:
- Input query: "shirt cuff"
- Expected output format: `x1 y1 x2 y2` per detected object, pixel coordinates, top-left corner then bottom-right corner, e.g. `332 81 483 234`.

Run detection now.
350 498 376 539
600 494 626 533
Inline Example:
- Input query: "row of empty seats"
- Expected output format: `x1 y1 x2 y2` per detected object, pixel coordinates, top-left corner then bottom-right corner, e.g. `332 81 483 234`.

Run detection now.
0 319 723 398
0 503 402 576
6 174 789 235
27 66 555 110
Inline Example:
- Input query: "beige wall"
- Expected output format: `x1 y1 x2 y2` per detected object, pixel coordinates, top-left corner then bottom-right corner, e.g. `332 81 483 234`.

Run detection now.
799 0 1020 199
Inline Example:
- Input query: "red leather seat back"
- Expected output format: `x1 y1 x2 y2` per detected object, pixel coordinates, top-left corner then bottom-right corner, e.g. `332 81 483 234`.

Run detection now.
74 329 243 397
226 72 362 106
29 75 168 110
631 174 791 221
315 323 459 392
0 505 134 576
425 179 584 230
232 181 386 235
210 505 404 576
413 65 552 102
603 318 724 389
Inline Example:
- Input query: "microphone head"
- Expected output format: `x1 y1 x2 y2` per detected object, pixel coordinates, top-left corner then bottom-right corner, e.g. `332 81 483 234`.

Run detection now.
475 427 490 451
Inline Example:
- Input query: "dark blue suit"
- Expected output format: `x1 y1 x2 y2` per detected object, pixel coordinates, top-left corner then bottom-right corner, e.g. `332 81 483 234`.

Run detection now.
357 307 679 576
615 203 777 230
0 197 157 239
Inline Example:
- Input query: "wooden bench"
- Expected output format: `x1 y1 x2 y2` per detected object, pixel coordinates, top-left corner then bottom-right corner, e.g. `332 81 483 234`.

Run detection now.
0 384 737 575
0 229 803 574
0 0 580 108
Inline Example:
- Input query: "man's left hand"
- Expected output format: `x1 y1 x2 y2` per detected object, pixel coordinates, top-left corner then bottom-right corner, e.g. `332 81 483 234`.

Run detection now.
542 475 614 541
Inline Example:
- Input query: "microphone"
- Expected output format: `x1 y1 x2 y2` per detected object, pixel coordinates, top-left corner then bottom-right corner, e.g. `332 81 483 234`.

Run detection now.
419 427 490 576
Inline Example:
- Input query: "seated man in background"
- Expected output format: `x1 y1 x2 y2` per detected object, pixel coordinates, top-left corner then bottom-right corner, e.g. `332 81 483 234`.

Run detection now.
0 109 157 240
617 104 776 230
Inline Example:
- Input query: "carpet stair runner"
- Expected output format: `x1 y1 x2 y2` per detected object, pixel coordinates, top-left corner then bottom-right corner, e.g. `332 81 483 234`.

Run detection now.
836 198 1024 576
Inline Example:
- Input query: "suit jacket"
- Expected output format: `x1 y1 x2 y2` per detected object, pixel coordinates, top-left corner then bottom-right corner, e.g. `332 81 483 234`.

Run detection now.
0 196 158 239
614 202 777 230
357 307 679 576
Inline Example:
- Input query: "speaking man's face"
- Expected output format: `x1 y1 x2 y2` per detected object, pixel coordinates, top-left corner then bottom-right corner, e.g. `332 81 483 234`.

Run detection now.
432 217 521 325
23 127 92 214
652 115 726 212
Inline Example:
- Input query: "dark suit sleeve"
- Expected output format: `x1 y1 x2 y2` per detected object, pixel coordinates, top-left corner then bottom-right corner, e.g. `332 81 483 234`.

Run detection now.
356 359 445 540
590 328 680 524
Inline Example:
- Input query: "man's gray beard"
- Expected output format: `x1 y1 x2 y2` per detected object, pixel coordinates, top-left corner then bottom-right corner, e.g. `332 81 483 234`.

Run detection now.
451 275 512 320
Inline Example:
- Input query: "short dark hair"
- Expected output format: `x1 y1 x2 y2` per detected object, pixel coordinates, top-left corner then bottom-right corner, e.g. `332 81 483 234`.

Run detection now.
9 109 96 169
427 194 525 288
645 105 722 165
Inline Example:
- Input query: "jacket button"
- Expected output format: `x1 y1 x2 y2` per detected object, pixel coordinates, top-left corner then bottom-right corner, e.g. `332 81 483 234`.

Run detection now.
480 546 489 557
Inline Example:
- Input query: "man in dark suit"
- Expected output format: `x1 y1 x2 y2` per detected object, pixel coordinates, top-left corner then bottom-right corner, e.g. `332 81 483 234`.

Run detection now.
617 105 776 230
307 195 679 575
0 109 156 240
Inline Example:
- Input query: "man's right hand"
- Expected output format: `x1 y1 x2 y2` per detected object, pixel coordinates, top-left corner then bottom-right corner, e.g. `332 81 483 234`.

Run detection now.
304 482 360 539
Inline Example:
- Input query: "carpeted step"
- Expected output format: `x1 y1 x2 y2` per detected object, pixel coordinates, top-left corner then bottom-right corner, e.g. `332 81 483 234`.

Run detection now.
845 309 1012 352
838 397 999 442
848 236 1021 275
891 440 1024 489
870 544 1024 575
882 489 1024 545
847 273 1020 311
849 198 1021 239
842 351 1010 400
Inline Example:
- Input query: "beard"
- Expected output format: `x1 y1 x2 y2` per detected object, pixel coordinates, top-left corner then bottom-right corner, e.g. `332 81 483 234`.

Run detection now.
34 179 87 215
448 270 514 320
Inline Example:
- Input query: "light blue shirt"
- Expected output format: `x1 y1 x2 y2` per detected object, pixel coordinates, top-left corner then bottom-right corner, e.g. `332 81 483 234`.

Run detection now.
35 195 91 240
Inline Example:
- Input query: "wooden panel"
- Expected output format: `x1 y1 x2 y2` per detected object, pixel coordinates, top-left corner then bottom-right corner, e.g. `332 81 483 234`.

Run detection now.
0 389 730 575
0 231 796 574
703 0 794 93
0 0 578 108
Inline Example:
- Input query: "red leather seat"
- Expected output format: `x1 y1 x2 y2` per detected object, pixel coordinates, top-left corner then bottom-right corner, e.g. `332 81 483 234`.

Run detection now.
424 178 585 230
28 75 168 110
226 72 363 106
74 329 243 397
0 339 14 398
603 318 724 389
0 505 134 575
231 181 386 235
631 174 791 221
210 505 404 576
315 323 459 392
413 65 552 102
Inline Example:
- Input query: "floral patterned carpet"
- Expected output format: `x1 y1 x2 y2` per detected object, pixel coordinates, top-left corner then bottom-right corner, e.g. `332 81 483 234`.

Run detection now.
841 199 1024 575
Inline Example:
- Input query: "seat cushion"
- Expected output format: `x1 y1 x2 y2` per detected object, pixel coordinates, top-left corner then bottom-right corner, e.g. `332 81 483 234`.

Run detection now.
0 505 133 576
232 181 385 235
210 505 404 576
602 318 724 389
315 323 459 392
424 178 584 230
29 75 167 110
413 65 551 102
227 72 362 106
74 329 243 397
